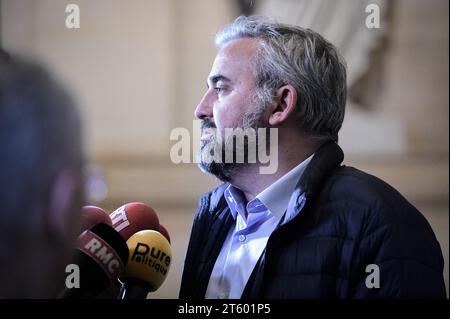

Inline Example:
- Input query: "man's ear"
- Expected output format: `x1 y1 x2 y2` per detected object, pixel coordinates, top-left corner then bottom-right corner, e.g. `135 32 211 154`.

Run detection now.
268 84 297 126
46 168 83 241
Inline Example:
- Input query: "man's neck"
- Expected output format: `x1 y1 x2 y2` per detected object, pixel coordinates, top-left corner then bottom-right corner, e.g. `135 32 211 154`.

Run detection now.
230 141 318 202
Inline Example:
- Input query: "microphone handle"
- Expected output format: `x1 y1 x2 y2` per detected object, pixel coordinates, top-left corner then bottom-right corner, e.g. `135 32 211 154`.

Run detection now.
118 279 151 299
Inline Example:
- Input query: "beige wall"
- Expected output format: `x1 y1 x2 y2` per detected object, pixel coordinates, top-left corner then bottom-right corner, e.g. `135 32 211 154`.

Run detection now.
1 0 234 158
378 0 449 155
1 0 448 298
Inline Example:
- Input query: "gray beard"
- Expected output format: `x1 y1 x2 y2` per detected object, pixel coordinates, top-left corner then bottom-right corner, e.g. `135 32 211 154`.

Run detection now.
197 105 267 183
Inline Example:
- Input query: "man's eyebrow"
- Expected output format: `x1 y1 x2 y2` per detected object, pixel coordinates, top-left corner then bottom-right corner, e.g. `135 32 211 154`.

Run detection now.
206 75 231 88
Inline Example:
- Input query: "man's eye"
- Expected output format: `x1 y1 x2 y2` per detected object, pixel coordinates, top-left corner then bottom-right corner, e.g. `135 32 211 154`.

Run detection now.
214 87 224 93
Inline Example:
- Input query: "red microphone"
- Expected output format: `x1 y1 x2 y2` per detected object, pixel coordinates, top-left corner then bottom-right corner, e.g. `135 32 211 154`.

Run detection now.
159 224 171 244
110 202 159 241
80 205 112 231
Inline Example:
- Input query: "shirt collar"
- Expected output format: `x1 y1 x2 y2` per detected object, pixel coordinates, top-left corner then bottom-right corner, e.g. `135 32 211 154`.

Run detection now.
224 153 314 220
256 154 314 219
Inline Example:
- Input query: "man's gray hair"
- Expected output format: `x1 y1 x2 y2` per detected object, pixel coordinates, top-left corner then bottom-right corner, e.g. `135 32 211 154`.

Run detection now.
215 16 347 142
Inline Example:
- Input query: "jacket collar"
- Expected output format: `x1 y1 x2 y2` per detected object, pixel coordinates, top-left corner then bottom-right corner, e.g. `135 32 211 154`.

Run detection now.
298 141 344 199
208 182 230 213
207 141 344 213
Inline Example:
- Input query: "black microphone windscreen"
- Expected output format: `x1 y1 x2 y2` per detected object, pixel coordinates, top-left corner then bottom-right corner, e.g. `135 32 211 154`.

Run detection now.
63 223 128 298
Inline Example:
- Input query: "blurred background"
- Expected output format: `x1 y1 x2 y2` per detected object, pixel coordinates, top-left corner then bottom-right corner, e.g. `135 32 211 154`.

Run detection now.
1 0 448 298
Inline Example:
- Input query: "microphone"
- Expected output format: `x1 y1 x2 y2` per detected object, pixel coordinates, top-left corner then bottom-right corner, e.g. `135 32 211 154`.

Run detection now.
62 223 128 298
118 230 172 299
80 205 112 231
110 202 159 241
159 224 171 243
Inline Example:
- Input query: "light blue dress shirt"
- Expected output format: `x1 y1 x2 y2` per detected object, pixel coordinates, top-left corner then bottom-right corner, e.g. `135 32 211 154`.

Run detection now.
205 154 314 299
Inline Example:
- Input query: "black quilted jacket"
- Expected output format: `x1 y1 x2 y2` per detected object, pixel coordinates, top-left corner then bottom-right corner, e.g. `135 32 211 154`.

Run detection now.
179 142 446 299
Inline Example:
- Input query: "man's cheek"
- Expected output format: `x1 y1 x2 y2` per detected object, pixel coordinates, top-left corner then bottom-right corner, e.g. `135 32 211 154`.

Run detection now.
212 108 225 131
215 107 240 131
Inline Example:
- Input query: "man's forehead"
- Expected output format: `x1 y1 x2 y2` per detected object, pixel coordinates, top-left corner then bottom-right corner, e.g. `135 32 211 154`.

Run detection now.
217 37 261 59
208 38 260 81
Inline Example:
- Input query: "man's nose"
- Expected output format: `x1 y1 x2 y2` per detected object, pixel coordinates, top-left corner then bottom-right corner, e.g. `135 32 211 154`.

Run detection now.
194 92 213 119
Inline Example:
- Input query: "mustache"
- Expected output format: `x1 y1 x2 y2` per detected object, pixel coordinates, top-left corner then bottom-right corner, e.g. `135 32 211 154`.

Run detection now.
201 118 216 130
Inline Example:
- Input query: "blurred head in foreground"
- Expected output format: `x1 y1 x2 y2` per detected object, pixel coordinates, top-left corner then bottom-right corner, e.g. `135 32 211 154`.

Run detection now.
0 50 85 298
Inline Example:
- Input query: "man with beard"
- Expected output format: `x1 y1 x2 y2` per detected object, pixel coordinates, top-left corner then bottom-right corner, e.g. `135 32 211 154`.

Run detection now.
179 16 446 299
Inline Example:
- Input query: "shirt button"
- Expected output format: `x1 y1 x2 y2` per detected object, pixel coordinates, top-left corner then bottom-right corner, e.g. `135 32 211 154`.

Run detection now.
218 293 227 299
238 234 246 242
